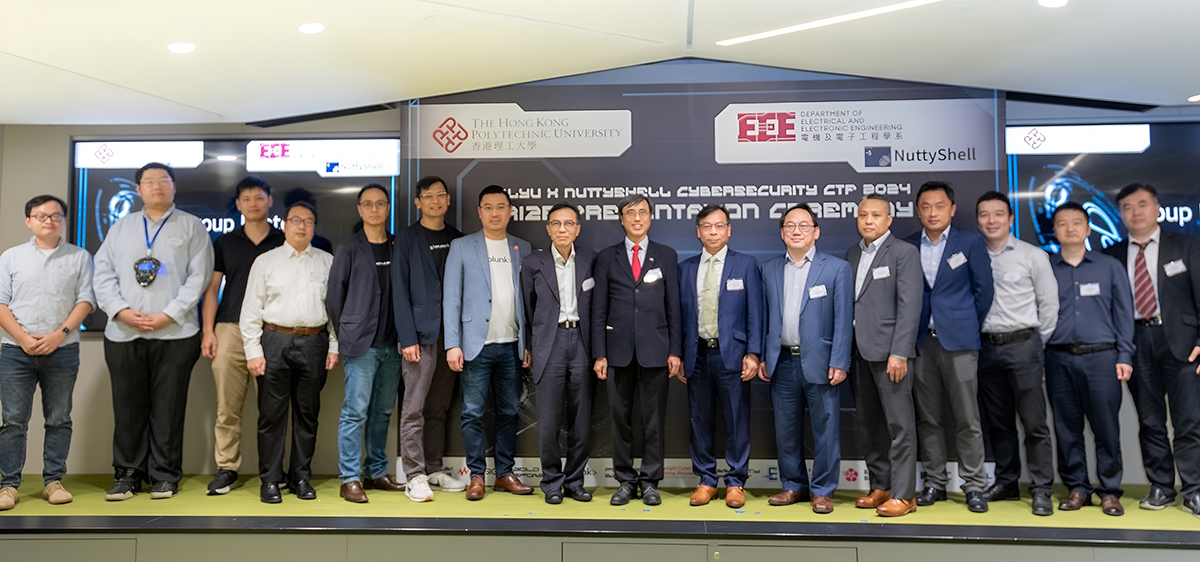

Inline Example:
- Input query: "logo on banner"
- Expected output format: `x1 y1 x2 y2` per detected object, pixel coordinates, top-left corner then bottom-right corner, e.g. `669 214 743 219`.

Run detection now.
94 144 115 164
1024 128 1046 149
737 112 796 143
844 468 859 482
433 117 470 153
865 146 892 167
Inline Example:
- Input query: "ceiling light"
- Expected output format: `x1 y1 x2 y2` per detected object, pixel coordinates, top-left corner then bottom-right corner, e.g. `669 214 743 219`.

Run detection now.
1188 94 1200 103
717 0 946 46
1038 0 1068 7
425 15 443 24
298 23 325 34
217 155 238 161
167 42 195 54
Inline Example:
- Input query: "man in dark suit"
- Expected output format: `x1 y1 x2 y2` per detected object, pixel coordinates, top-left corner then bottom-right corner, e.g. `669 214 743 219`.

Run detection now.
761 203 854 514
678 205 764 509
1103 183 1200 517
592 193 682 506
903 181 993 513
521 203 596 505
845 194 923 517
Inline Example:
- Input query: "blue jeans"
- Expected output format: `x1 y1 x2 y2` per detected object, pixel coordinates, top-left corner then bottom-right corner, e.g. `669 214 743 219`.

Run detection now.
0 343 80 488
337 345 403 482
461 342 520 479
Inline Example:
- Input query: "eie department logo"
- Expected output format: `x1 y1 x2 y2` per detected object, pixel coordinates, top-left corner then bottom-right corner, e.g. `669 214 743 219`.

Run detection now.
844 468 859 482
737 112 796 143
433 117 469 153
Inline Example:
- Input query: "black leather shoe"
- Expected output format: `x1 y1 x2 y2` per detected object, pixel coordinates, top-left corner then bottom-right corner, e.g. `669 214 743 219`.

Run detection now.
566 487 593 502
545 490 563 504
610 483 637 506
1139 485 1177 510
261 483 282 504
966 491 988 513
641 484 662 506
982 481 1020 502
291 480 316 500
1182 493 1200 518
1031 488 1053 516
916 487 946 506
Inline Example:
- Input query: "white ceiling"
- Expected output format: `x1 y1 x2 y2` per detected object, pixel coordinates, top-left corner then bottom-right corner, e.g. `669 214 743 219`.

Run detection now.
1 0 1195 125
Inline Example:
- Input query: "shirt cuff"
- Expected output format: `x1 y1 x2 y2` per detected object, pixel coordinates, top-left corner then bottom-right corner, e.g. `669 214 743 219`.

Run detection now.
327 340 338 354
244 343 264 360
162 303 186 325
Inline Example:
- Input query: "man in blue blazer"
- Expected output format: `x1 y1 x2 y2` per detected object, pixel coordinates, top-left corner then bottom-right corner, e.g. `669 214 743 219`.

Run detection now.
902 181 994 513
678 205 764 509
760 203 854 514
443 185 533 501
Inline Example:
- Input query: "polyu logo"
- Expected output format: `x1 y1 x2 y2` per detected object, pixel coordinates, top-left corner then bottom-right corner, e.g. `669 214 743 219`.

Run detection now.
433 117 469 153
844 468 859 482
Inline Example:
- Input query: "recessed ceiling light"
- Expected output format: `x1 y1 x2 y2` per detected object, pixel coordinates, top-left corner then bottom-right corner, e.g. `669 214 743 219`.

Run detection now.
425 15 443 24
1188 94 1200 103
217 155 238 161
167 42 196 54
1038 0 1068 7
298 23 325 34
717 0 946 46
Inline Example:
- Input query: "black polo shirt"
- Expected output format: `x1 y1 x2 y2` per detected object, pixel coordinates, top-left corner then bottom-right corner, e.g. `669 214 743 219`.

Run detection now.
213 225 286 323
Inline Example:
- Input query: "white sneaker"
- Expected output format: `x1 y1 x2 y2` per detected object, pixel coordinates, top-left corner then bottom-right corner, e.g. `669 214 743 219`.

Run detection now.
405 474 434 502
427 470 466 492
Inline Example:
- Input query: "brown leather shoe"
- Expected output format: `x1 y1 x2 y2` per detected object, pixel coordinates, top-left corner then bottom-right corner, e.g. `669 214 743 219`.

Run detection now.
339 481 368 503
493 474 533 495
768 489 805 506
1100 495 1124 516
876 498 917 517
364 474 405 492
1058 490 1093 511
465 476 486 501
856 489 891 509
725 487 746 508
690 485 718 506
812 495 834 514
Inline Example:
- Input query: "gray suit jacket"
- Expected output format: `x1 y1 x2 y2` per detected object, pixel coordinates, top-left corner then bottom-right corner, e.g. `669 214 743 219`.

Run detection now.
844 232 923 362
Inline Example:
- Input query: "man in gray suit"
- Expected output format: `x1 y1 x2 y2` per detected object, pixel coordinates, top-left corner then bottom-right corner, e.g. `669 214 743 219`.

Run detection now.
845 194 923 517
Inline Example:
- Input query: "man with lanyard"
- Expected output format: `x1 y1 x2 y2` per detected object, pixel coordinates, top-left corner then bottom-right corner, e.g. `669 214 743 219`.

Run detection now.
94 162 213 500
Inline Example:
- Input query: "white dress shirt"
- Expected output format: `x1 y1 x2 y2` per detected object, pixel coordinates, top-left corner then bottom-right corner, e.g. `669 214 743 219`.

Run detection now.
981 234 1059 342
855 231 890 298
781 247 816 347
625 236 649 270
1127 226 1161 319
240 242 338 359
554 245 579 324
697 245 728 339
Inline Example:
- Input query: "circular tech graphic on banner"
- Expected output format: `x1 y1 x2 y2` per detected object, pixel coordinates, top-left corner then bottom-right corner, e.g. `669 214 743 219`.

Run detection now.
1023 164 1124 252
94 178 140 243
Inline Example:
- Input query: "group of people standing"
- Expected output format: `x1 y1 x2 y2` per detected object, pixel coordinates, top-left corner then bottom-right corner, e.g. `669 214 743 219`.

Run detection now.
0 165 1196 522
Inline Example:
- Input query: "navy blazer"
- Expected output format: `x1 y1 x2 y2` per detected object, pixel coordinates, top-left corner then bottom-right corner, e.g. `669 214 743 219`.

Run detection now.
679 248 765 377
392 222 462 348
902 227 994 351
520 247 596 384
443 231 532 361
327 230 393 358
591 240 682 368
763 251 854 384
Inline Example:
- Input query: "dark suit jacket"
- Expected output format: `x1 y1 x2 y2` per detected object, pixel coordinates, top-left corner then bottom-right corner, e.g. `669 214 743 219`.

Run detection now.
763 251 855 384
591 240 681 368
327 230 393 358
902 227 994 351
845 233 924 362
521 247 596 384
1103 229 1200 362
392 222 463 348
678 248 764 377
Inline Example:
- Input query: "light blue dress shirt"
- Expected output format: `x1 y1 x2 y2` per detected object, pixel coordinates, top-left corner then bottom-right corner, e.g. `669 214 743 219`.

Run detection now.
0 237 95 346
781 247 815 347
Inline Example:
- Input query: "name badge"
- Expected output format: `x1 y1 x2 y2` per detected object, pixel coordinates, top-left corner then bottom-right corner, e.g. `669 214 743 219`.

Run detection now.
947 252 967 270
1003 271 1022 283
872 266 890 280
726 278 745 291
1080 282 1101 297
1165 259 1187 277
643 268 663 283
581 277 595 292
809 284 828 299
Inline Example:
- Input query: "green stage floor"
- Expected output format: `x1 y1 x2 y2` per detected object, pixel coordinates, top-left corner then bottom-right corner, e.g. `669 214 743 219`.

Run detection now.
0 475 1196 532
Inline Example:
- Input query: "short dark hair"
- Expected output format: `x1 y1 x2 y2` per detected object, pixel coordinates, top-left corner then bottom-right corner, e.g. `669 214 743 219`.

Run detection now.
1051 201 1087 223
617 193 651 216
135 162 174 184
478 185 511 205
358 183 389 202
859 194 892 215
25 194 67 217
234 175 271 198
286 201 318 224
917 181 955 205
414 175 447 198
1115 183 1158 204
695 204 729 225
780 203 819 229
547 202 580 221
284 187 316 207
975 191 1012 215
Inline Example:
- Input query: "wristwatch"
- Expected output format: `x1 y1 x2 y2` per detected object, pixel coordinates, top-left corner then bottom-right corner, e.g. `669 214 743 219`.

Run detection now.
61 326 70 335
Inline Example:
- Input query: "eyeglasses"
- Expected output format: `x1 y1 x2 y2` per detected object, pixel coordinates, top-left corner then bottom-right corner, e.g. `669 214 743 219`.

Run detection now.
622 209 650 219
420 191 450 201
286 217 316 227
359 200 389 210
698 222 729 231
548 220 578 230
781 222 815 233
480 204 510 214
138 179 173 187
30 213 65 223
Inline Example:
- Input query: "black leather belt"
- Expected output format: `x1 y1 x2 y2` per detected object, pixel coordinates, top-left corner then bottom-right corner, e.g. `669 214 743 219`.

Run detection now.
558 320 579 329
1137 316 1163 327
1047 343 1116 356
782 345 801 356
700 338 719 348
982 328 1036 346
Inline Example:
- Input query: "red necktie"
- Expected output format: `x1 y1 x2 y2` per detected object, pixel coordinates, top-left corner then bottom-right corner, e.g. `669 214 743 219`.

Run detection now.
631 244 642 281
1133 240 1158 319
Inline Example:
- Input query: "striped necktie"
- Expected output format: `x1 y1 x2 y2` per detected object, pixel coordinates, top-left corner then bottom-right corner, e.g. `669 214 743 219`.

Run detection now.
1133 240 1158 319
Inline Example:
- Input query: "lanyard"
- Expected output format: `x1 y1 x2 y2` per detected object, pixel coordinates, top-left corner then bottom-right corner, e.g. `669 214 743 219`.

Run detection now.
143 211 174 256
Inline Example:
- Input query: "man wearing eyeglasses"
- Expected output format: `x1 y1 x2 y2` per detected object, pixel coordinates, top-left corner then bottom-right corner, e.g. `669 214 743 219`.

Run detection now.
392 175 466 501
444 185 533 501
93 162 213 501
520 203 597 504
240 201 339 504
0 195 95 511
760 203 853 514
592 193 682 507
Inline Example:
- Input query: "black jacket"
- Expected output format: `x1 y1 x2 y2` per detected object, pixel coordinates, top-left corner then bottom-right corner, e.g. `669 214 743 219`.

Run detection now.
392 222 463 348
591 240 681 368
327 230 393 358
1103 230 1200 362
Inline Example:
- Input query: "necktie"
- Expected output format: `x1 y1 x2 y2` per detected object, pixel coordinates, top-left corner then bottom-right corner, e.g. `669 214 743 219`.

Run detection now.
1133 240 1158 319
632 244 642 281
701 255 719 338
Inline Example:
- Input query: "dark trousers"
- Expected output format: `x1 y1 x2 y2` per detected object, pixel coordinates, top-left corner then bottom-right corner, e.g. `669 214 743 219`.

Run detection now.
1045 347 1123 498
772 353 841 497
1131 324 1200 497
256 329 329 485
535 327 593 493
608 352 669 486
461 342 520 479
913 335 987 491
853 350 917 499
688 345 751 488
104 335 202 484
978 334 1054 491
0 344 79 488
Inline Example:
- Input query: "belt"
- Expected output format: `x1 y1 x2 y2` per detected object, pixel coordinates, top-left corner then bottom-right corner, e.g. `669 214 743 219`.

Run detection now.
1046 343 1116 356
1137 315 1163 327
982 328 1036 346
700 338 719 349
263 322 324 337
558 320 580 329
781 345 801 356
